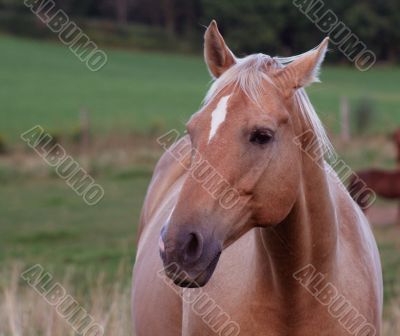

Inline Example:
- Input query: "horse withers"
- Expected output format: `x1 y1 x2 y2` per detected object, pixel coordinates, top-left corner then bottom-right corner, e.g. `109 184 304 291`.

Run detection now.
132 21 383 335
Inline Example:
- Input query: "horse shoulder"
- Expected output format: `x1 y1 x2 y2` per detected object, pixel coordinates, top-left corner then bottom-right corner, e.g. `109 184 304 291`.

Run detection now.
328 170 383 322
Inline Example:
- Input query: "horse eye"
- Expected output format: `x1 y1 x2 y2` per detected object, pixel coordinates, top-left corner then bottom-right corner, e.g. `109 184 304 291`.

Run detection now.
249 128 274 145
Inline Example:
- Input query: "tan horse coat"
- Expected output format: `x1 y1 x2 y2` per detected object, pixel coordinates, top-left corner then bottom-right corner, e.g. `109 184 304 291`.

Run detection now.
132 21 383 336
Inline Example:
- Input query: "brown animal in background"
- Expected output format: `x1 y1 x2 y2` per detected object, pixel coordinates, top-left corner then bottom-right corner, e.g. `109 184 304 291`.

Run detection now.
349 170 400 209
349 130 400 216
393 129 400 218
393 129 400 166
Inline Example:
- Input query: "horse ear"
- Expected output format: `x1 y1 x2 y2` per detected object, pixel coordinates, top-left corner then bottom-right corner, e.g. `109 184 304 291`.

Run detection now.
275 37 329 92
204 20 236 79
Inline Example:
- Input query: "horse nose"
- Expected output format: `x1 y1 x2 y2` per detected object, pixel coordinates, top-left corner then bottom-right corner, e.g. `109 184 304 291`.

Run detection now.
159 228 204 266
182 231 204 265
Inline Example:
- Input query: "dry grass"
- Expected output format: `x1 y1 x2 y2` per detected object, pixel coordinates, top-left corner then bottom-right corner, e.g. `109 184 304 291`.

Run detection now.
0 265 133 336
383 296 400 335
1 266 399 335
0 224 399 336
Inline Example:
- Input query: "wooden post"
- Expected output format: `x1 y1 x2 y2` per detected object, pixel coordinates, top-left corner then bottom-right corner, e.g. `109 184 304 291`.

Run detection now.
80 108 91 170
340 96 350 142
394 129 400 224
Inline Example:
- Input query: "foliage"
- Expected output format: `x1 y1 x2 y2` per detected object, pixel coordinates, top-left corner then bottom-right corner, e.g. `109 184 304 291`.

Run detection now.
0 0 399 62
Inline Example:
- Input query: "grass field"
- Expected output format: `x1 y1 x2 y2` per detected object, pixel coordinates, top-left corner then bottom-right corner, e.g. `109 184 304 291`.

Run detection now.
0 176 149 277
1 35 400 334
1 35 400 144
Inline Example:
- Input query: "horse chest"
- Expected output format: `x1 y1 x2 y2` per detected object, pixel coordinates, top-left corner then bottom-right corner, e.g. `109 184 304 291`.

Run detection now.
179 230 364 336
180 230 287 335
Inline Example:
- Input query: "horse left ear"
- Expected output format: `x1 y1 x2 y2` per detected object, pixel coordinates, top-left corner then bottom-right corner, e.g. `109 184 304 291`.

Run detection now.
204 20 237 79
275 37 329 92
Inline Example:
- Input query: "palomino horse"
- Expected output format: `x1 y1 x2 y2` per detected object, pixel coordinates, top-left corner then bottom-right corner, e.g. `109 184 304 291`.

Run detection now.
132 21 383 335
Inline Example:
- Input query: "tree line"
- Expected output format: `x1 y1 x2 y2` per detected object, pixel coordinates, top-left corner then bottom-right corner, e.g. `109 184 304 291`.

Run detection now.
1 0 399 62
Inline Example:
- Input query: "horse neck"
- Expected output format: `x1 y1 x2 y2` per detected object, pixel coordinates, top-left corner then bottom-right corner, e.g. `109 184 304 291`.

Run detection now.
260 107 339 283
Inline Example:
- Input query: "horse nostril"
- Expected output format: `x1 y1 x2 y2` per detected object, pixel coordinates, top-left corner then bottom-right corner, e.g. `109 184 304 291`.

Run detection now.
159 226 168 262
159 235 166 253
183 232 204 264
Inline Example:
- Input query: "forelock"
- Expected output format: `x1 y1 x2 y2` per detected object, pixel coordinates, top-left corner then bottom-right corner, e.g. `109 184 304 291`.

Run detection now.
203 52 334 158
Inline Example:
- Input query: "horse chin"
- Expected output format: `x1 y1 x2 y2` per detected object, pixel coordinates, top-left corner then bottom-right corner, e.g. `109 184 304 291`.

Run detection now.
173 252 221 288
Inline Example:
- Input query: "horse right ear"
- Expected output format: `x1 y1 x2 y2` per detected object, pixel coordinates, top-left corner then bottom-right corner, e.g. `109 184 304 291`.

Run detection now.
274 37 329 94
204 20 236 79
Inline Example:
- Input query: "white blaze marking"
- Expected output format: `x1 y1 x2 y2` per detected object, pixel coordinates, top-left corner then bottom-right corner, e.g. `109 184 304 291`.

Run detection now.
208 95 231 143
159 205 174 254
158 236 165 253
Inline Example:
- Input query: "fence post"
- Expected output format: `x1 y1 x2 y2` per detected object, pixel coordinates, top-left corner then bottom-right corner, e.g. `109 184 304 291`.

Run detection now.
340 96 350 142
80 108 91 170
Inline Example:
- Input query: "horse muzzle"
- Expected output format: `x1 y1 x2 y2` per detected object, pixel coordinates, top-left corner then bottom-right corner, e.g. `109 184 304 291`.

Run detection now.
159 227 222 288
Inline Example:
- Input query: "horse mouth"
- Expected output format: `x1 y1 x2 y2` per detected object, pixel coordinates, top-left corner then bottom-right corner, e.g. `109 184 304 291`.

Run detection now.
170 252 222 288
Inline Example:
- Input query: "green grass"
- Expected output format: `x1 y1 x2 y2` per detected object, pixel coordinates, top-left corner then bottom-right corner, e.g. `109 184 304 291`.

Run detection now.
0 175 150 284
1 173 400 305
375 226 400 306
0 35 209 142
1 35 400 144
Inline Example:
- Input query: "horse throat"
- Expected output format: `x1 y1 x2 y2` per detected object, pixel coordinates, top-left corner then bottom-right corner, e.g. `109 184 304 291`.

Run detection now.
260 135 339 287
